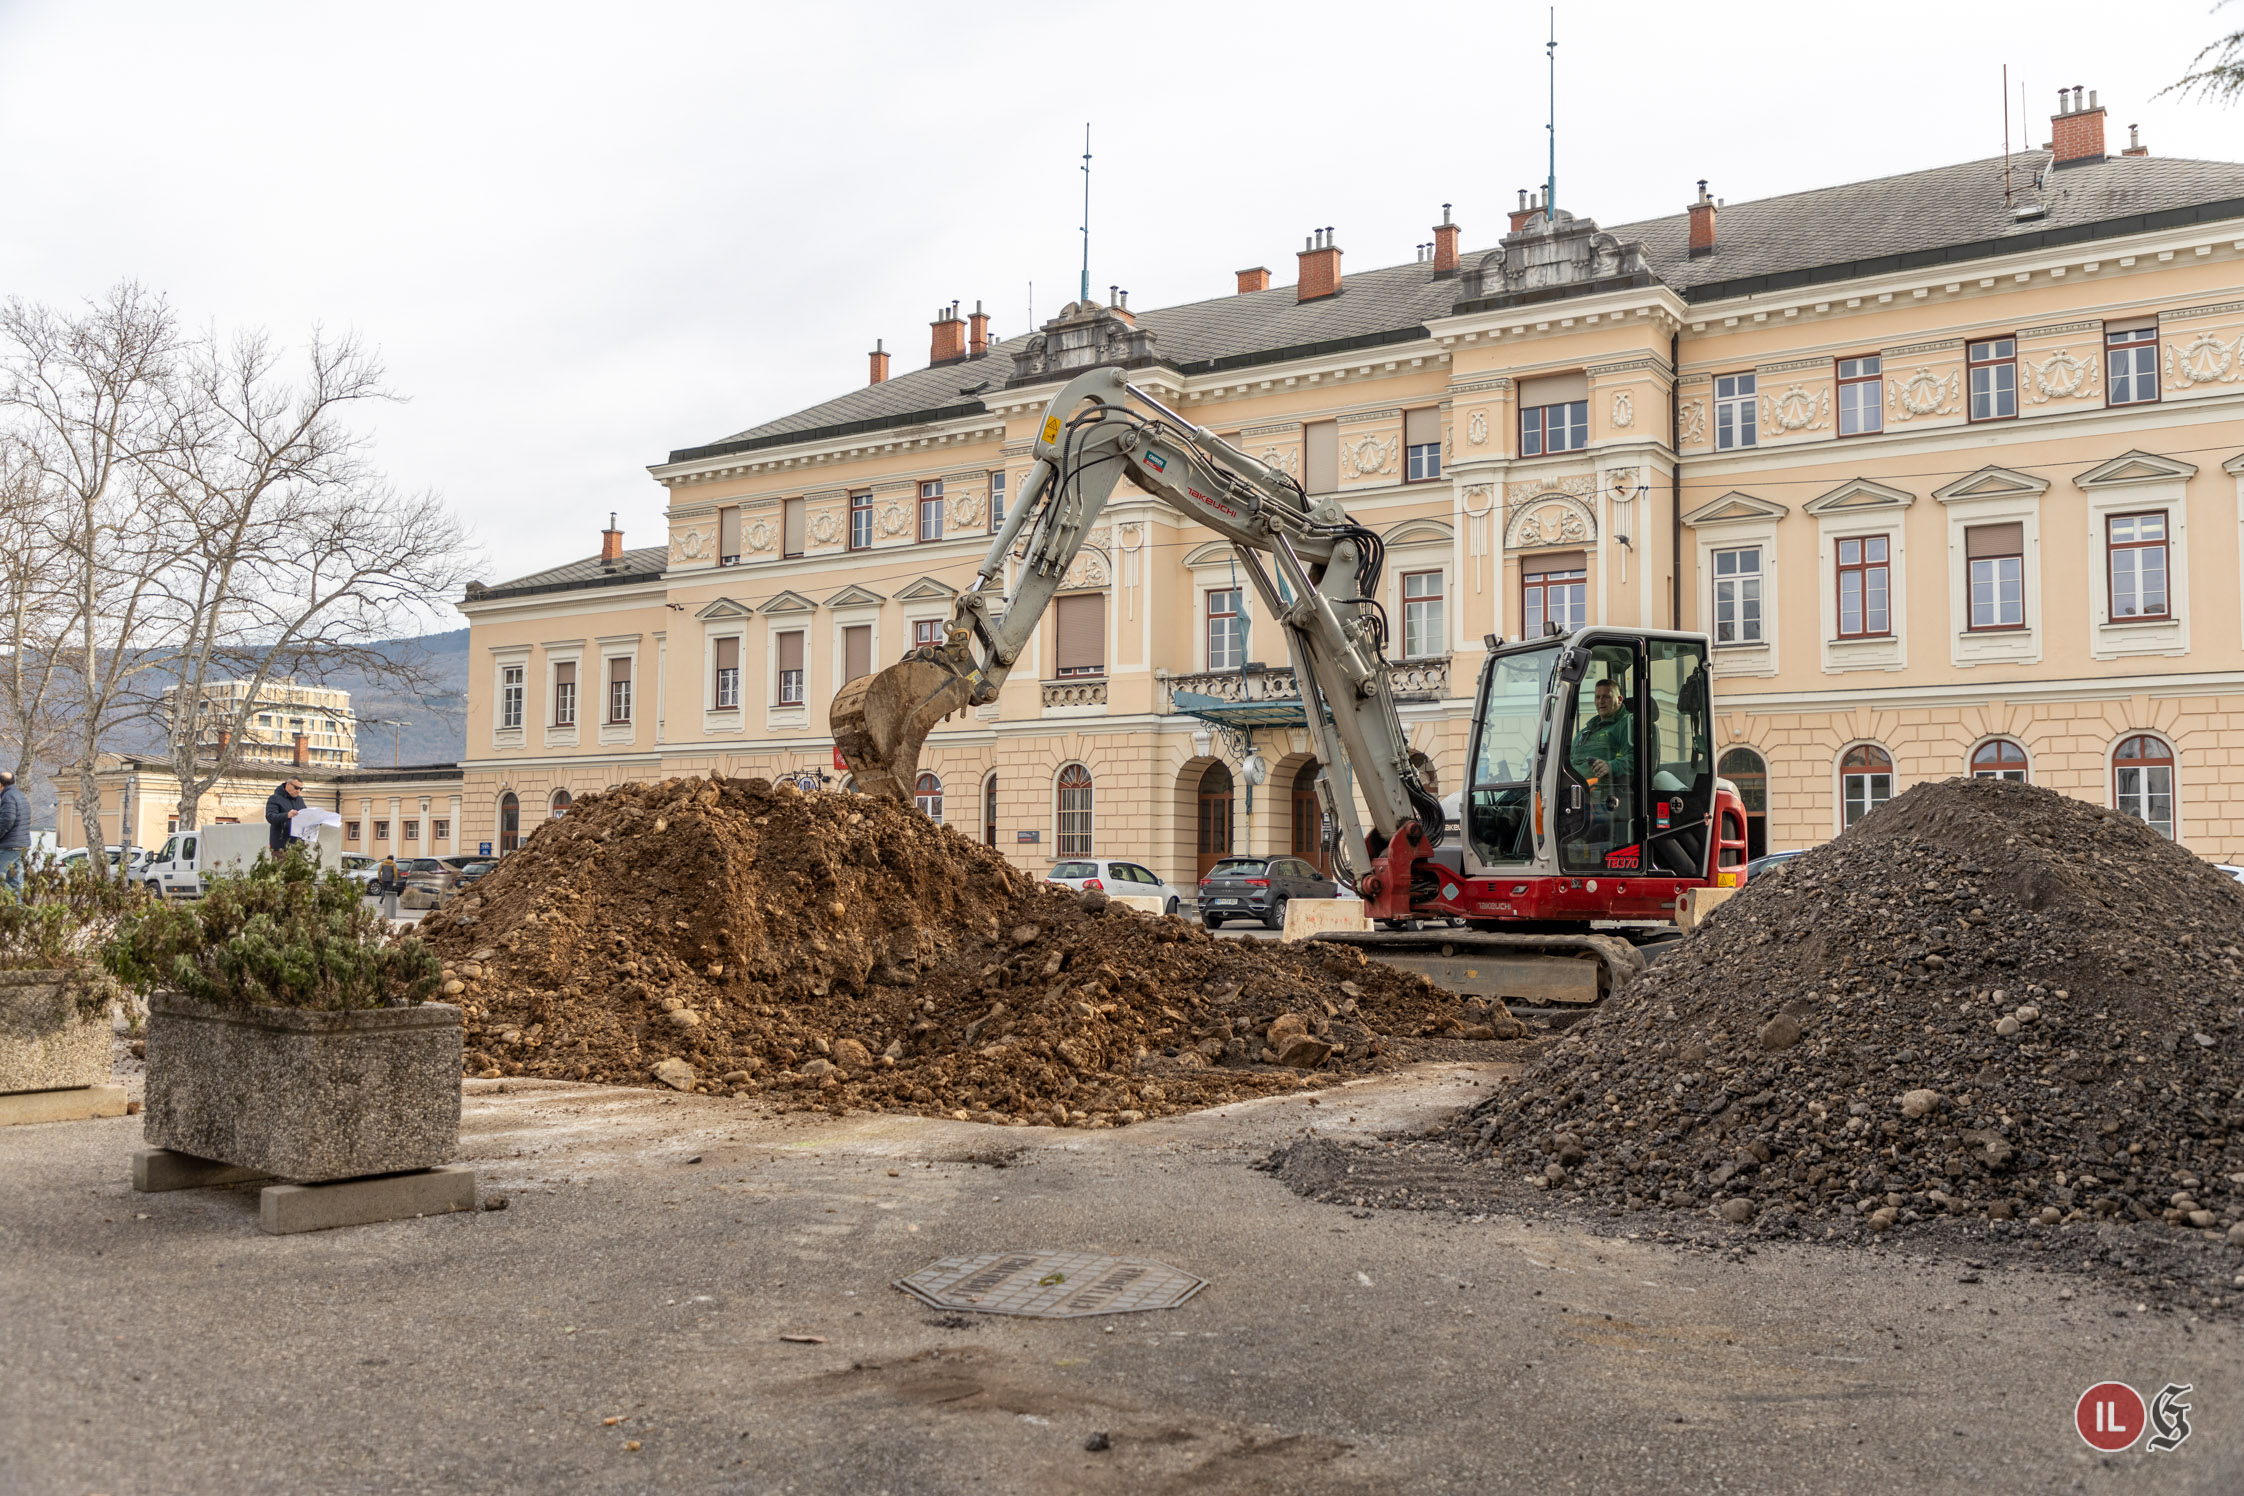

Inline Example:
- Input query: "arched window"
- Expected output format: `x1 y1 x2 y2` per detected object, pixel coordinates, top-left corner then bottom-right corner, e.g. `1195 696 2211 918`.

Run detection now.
2114 735 2175 838
982 775 998 846
498 791 521 853
914 772 943 824
550 788 572 818
1718 747 1768 859
1056 764 1094 855
1970 739 2029 782
1292 759 1329 874
1839 744 1892 827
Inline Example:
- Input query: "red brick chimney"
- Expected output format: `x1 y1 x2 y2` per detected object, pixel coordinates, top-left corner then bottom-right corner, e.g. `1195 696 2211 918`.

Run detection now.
967 300 989 358
868 339 889 385
2051 86 2107 167
1296 228 1341 303
929 303 966 365
1509 190 1543 234
2122 122 2147 158
1687 181 1718 257
599 511 623 563
1431 204 1460 276
1236 266 1270 294
292 733 308 768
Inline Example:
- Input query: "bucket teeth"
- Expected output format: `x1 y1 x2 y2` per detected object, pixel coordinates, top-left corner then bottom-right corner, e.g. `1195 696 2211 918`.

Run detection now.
830 653 976 805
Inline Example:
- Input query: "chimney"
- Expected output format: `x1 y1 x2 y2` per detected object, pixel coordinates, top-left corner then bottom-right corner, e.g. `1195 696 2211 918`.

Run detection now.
929 303 966 365
292 733 308 768
1431 204 1460 277
1687 181 1718 257
1509 190 1542 234
967 300 989 357
868 338 889 385
2123 122 2148 158
1296 227 1342 303
599 511 623 564
1236 265 1270 294
2051 85 2107 167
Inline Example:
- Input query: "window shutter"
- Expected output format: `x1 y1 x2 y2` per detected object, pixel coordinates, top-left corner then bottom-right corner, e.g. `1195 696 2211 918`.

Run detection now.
776 631 804 673
715 636 739 671
1404 407 1440 446
1055 594 1104 673
1965 522 2023 558
783 498 806 555
1525 548 1589 576
1303 421 1338 493
1518 372 1589 407
719 506 742 559
554 662 574 688
844 625 871 682
609 656 630 683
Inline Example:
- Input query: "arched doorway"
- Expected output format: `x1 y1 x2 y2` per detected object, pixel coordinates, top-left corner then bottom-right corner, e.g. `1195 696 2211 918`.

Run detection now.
1195 761 1234 879
1717 747 1767 859
1291 760 1329 875
498 792 521 853
982 774 998 846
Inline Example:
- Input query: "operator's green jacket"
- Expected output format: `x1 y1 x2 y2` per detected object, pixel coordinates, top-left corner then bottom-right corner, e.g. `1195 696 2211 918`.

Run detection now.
1570 707 1635 781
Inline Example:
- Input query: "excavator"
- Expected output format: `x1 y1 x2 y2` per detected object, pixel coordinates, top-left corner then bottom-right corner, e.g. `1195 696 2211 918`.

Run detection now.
832 366 1749 1014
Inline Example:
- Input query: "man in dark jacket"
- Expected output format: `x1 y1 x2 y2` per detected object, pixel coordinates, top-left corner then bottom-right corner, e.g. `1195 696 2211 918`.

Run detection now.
0 771 29 895
265 778 306 853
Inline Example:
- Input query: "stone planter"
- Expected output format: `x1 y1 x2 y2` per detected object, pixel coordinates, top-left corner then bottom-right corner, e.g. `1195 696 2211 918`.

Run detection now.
0 969 112 1094
143 995 461 1182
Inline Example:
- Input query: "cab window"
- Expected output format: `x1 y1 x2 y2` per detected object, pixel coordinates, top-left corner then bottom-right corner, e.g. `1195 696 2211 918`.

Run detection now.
1466 644 1557 867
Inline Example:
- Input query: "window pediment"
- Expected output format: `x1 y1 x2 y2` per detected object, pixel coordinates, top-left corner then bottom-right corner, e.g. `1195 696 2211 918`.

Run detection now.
894 576 959 601
2073 450 2200 489
825 583 886 608
1682 491 1787 527
761 589 817 614
1384 519 1456 547
1933 465 2050 504
693 598 751 620
1804 477 1914 515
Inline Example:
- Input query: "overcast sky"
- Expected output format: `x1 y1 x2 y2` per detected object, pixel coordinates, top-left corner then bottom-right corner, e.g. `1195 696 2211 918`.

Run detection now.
1 1 2234 605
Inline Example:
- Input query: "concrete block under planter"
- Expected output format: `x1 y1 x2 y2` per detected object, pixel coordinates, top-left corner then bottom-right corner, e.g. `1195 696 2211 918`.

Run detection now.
143 995 461 1183
0 969 113 1095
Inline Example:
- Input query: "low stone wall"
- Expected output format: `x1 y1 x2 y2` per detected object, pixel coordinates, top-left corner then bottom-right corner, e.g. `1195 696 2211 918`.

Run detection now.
1280 897 1371 942
0 971 111 1094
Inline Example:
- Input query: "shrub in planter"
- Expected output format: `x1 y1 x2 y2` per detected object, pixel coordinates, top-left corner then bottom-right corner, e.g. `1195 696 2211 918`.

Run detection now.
106 850 460 1180
0 863 145 1095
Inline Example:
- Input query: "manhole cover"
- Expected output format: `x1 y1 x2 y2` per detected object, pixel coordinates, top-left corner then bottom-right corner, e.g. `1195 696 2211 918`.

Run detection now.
895 1251 1207 1319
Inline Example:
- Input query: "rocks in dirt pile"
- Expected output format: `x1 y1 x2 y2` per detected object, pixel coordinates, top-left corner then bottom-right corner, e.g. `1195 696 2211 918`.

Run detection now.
423 775 1518 1123
1450 777 2244 1238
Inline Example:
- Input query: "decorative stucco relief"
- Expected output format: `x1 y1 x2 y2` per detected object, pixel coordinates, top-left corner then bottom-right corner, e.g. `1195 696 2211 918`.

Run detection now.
950 489 984 528
2167 331 2244 388
809 511 841 545
1678 399 1706 445
1610 391 1633 429
744 519 776 553
1763 385 1830 433
671 525 714 562
1505 496 1597 550
1889 367 1960 420
1340 433 1398 479
1064 548 1109 588
2028 348 2100 403
1466 410 1489 446
1259 445 1299 475
879 502 908 537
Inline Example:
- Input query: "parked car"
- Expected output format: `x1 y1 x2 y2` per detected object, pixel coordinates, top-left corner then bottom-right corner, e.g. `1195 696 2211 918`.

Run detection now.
1743 848 1808 882
456 860 497 888
1198 854 1339 930
1045 858 1188 915
400 857 462 909
340 853 379 890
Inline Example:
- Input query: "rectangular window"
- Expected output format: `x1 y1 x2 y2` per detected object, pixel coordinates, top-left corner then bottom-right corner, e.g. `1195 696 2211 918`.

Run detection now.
1965 521 2025 630
1969 338 2017 421
1712 546 1762 644
918 480 945 542
374 820 390 841
345 819 361 841
499 665 524 730
848 490 872 551
1520 400 1588 456
1303 420 1338 493
989 470 1007 532
775 631 804 705
843 624 871 683
432 818 450 841
1403 407 1442 481
914 618 943 647
1206 588 1243 671
1835 535 1890 638
1837 355 1882 436
2108 511 2170 620
2107 325 2159 406
782 497 806 558
1054 593 1105 677
1402 571 1443 658
607 657 633 722
718 505 742 565
1715 373 1757 450
1521 555 1587 638
403 819 420 842
552 661 576 726
713 635 741 708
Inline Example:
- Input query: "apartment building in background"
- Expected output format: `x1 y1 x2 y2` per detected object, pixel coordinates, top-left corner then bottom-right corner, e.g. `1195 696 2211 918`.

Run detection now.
457 89 2244 885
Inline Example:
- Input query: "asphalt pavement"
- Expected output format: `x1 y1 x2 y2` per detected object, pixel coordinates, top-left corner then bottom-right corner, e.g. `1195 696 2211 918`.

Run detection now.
3 1063 2237 1494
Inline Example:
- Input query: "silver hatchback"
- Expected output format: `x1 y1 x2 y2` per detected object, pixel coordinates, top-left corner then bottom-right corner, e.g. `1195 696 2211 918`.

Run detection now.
1045 858 1188 916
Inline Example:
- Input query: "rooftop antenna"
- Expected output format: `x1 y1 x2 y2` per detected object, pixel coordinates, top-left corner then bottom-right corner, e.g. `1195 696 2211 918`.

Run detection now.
1544 7 1557 217
1028 279 1034 329
2002 63 2012 206
1079 123 1092 306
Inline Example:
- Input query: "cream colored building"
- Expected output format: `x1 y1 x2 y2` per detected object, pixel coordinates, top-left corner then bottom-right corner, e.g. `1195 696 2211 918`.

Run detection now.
159 678 361 771
457 92 2244 882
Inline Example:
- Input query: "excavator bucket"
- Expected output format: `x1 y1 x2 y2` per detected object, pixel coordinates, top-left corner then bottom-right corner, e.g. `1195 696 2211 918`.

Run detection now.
830 653 978 805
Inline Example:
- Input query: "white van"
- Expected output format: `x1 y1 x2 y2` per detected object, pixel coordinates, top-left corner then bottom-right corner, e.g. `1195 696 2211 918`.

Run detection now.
140 822 344 899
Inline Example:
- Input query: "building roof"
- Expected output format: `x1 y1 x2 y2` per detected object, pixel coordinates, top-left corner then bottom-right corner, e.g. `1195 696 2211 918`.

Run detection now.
470 545 668 602
673 149 2244 466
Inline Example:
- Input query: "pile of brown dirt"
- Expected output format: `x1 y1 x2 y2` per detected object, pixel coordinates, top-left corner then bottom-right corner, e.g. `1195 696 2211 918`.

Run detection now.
422 775 1521 1123
1442 776 2244 1239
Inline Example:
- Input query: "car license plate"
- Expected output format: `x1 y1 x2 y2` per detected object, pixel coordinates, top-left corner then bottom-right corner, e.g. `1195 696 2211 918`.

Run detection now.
1212 898 1237 905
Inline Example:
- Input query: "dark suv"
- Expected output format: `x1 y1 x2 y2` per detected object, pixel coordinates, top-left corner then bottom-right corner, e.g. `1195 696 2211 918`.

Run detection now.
1197 855 1337 930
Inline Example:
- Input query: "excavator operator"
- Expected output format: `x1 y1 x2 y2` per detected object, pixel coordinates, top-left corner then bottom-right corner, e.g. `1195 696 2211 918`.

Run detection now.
1569 675 1636 857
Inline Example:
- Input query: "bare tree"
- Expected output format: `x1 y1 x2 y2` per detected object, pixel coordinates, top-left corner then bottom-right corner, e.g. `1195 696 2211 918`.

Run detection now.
0 435 83 796
2164 1 2244 103
0 284 186 868
152 327 473 830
